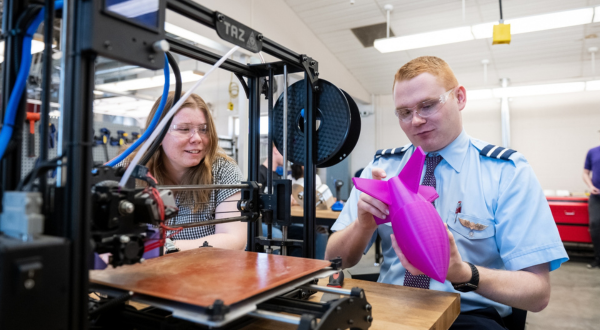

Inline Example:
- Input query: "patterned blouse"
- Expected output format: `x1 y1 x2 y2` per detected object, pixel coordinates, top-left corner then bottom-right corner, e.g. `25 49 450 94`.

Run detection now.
167 156 243 240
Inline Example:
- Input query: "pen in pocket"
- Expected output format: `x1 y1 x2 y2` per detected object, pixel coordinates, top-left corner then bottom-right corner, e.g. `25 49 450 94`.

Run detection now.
454 201 462 223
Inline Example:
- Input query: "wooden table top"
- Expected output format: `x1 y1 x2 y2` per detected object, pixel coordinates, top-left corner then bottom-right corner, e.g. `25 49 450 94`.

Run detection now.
290 205 341 220
90 248 330 307
241 278 460 330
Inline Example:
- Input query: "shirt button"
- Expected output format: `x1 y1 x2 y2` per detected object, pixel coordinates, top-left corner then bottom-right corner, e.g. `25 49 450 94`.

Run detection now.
469 231 474 237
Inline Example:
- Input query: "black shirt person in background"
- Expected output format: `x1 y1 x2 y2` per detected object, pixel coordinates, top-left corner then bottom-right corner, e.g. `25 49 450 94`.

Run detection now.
258 144 284 193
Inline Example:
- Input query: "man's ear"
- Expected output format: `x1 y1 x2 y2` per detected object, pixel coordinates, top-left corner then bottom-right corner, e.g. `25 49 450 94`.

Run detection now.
456 86 467 111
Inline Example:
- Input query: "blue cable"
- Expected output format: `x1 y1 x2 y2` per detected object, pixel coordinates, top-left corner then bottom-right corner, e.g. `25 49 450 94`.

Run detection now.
0 1 63 161
106 53 170 166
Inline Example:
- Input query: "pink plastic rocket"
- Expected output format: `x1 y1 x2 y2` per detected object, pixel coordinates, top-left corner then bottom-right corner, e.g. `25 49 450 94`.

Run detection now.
352 146 449 283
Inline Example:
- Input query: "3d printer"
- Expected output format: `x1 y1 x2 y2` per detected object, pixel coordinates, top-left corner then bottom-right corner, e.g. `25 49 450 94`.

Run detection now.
0 1 364 329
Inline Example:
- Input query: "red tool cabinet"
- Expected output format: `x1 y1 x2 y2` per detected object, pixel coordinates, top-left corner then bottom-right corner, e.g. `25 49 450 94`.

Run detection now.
547 196 591 243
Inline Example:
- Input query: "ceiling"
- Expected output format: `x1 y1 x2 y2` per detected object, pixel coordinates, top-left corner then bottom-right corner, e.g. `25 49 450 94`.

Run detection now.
284 0 600 95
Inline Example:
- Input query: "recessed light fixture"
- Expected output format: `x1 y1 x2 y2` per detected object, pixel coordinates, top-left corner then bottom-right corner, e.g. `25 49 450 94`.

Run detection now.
0 40 52 62
374 26 474 53
96 70 204 92
469 81 596 100
375 7 595 53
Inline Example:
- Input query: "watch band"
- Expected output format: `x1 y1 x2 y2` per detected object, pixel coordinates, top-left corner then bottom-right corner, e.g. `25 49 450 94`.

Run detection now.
452 262 479 292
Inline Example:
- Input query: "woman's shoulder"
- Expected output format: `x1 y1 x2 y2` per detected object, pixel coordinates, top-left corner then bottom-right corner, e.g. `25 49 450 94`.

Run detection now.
212 154 238 169
212 154 243 182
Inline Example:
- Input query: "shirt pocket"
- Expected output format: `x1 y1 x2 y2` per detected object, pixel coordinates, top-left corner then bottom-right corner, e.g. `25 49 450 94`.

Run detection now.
447 212 495 240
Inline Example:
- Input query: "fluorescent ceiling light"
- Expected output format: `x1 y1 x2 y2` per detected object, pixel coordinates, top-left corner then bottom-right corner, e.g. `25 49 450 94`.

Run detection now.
106 0 158 18
378 7 594 53
164 22 227 52
471 22 495 39
93 96 155 118
30 40 47 54
0 40 50 61
595 7 600 22
469 81 591 100
509 8 593 35
374 26 473 53
468 89 494 100
96 70 203 92
585 80 600 90
493 82 585 98
474 8 593 39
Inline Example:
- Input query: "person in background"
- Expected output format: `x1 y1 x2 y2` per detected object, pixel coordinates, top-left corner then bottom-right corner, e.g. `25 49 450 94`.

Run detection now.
326 56 568 329
290 163 323 187
126 92 246 252
583 138 600 269
289 163 322 205
258 144 284 193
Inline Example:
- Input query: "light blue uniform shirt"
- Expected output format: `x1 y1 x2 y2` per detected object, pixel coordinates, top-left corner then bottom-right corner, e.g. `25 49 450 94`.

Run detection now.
331 130 568 317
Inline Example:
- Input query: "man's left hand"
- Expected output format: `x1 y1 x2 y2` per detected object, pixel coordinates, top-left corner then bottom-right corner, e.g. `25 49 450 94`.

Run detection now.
390 224 472 283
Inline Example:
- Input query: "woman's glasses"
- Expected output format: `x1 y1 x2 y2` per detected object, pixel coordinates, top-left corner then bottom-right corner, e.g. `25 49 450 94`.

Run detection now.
169 124 209 138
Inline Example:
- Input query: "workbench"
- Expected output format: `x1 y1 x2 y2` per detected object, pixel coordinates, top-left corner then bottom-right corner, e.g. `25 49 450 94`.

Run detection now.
241 277 461 330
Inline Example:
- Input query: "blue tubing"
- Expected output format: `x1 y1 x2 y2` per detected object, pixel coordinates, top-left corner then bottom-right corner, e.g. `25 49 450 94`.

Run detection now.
0 1 63 161
106 53 170 166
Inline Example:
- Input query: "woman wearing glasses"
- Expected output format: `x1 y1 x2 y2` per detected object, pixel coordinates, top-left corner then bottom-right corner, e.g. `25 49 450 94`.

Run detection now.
128 92 246 252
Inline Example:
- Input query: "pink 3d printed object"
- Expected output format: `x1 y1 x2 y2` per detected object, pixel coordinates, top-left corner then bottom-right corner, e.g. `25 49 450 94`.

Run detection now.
352 146 449 283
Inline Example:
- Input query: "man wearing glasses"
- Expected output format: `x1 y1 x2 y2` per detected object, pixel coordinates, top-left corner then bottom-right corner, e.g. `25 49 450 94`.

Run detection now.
325 56 568 329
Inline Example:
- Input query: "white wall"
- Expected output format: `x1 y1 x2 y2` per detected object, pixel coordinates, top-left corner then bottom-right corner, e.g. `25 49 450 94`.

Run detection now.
347 92 600 194
509 91 600 193
350 102 377 176
166 0 370 103
462 99 502 146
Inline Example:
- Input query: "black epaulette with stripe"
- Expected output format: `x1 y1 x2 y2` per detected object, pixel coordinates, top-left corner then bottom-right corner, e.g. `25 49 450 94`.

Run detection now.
374 146 409 161
480 144 516 160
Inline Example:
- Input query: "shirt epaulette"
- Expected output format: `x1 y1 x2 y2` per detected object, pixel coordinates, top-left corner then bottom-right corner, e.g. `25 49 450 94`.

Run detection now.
374 144 411 161
479 144 517 161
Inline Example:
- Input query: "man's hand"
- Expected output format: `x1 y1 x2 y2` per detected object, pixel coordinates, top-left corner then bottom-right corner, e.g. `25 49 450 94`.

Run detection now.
591 186 600 195
356 168 388 230
324 168 389 268
390 224 471 283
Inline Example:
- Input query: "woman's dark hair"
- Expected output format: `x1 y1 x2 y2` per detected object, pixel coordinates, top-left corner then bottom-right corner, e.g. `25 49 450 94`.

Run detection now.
291 163 303 180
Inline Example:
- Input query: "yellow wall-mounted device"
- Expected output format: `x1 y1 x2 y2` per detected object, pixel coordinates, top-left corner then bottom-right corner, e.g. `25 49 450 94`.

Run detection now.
493 23 511 44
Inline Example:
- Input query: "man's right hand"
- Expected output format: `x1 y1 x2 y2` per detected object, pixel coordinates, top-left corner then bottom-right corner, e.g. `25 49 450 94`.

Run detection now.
592 186 600 195
356 168 389 230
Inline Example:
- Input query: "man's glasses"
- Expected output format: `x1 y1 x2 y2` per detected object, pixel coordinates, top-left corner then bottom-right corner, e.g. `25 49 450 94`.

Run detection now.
394 88 455 123
169 124 209 138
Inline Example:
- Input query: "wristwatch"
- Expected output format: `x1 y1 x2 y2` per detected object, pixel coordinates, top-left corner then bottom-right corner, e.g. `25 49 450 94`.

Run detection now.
452 262 479 292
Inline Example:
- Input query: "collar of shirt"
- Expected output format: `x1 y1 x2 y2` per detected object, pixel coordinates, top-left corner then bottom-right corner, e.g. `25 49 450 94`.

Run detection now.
429 129 469 173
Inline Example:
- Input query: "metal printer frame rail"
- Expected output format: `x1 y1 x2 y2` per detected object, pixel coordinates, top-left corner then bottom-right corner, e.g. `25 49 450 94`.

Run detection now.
162 0 321 258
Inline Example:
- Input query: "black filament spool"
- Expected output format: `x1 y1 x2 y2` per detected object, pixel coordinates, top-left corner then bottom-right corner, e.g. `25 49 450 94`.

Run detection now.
273 79 361 168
